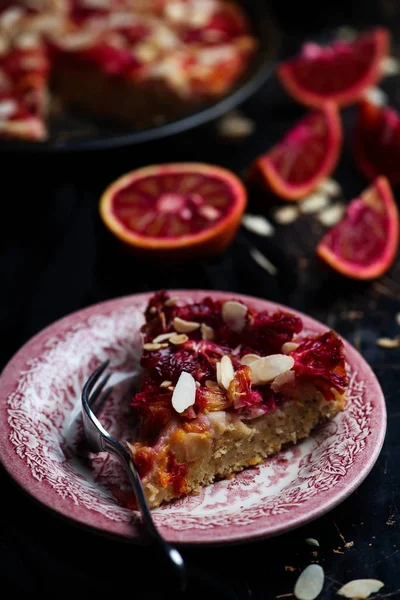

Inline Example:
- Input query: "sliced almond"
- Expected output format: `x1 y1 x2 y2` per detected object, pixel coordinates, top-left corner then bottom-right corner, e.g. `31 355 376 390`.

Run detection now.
376 337 399 349
281 342 299 354
0 99 17 119
201 323 215 341
153 332 174 344
160 380 173 388
274 205 299 225
381 55 400 76
14 32 41 50
317 203 345 227
143 342 163 351
171 371 196 414
242 213 274 237
299 191 329 214
249 354 294 386
54 29 101 51
271 369 295 392
173 316 200 333
216 361 222 388
318 178 342 197
217 111 255 139
294 564 324 600
219 355 235 390
169 333 189 345
364 86 388 106
337 579 384 599
222 300 248 333
241 354 260 366
165 296 179 307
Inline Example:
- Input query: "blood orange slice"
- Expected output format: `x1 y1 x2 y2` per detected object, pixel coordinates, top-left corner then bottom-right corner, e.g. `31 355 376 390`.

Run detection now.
99 163 247 258
249 103 342 201
354 98 400 186
278 28 389 108
317 177 399 280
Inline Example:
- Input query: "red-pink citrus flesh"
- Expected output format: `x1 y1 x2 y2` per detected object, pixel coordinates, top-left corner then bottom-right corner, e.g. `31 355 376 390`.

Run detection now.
317 177 399 280
99 163 247 258
250 103 342 200
354 98 400 186
278 28 389 108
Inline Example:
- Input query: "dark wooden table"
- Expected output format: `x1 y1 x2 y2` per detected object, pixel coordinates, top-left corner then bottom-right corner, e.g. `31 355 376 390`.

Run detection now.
1 7 400 598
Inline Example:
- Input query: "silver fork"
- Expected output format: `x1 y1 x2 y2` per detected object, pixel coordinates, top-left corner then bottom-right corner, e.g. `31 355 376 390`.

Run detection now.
81 359 187 592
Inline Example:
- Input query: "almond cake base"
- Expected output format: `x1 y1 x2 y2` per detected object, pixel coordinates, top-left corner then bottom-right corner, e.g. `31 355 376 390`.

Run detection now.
141 390 346 508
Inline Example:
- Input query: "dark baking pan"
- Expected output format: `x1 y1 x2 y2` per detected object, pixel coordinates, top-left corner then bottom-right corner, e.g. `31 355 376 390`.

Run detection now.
1 0 281 153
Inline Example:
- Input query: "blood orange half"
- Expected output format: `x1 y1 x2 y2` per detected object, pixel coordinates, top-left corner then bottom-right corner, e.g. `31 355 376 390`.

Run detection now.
317 177 399 280
249 103 342 201
278 28 389 108
99 163 247 259
354 98 400 186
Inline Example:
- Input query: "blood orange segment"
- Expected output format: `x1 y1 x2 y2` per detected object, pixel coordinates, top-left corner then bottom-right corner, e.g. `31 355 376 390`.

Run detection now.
354 98 400 186
278 28 389 108
99 163 247 258
249 103 342 201
317 177 399 280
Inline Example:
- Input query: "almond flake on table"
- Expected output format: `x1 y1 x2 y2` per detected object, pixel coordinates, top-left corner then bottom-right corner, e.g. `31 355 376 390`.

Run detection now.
381 55 400 76
317 203 345 227
242 213 275 236
317 178 342 197
273 205 299 225
217 110 255 138
172 371 196 413
294 564 325 600
299 191 330 214
364 86 388 106
305 538 320 547
376 337 400 348
249 247 278 275
337 579 384 599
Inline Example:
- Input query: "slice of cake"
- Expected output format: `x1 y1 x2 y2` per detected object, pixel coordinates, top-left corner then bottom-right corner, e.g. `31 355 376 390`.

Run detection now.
0 0 257 139
127 291 348 508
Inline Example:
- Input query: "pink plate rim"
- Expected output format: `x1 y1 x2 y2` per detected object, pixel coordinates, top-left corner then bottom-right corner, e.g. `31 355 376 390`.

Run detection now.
0 290 387 545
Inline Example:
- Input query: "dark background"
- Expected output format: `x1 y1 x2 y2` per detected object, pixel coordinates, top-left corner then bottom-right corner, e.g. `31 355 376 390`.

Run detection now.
1 0 400 597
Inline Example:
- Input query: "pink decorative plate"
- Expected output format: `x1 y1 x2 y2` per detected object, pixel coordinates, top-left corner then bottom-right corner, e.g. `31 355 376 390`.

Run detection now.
0 291 386 545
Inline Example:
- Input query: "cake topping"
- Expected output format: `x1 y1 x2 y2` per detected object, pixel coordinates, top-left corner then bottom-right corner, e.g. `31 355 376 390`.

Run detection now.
173 316 201 333
217 355 235 390
281 341 299 354
201 323 215 341
171 371 196 413
248 354 294 386
222 300 247 333
169 333 189 345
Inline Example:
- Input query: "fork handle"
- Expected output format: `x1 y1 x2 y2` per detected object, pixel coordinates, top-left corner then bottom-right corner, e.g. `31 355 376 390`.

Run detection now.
103 438 187 592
